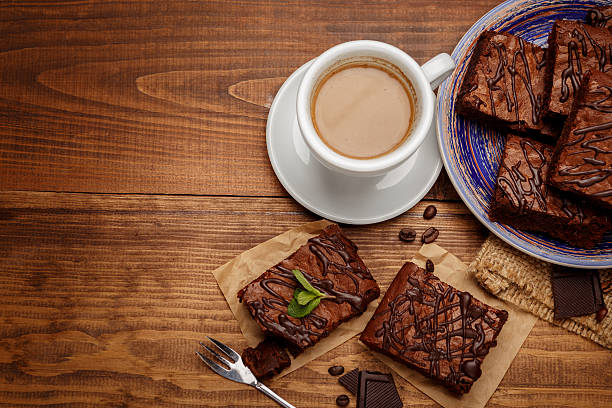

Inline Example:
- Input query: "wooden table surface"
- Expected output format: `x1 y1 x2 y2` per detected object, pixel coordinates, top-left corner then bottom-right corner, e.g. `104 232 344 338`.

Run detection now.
0 1 610 407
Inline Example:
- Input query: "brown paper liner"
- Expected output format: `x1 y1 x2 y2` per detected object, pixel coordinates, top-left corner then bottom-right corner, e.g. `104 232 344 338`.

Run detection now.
365 243 537 408
469 235 612 350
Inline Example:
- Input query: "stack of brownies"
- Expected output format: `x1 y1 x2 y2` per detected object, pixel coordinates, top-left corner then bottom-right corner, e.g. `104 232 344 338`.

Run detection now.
456 6 612 248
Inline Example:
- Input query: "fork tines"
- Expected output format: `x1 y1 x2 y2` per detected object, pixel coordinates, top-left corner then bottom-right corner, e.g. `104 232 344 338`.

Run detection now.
196 337 253 385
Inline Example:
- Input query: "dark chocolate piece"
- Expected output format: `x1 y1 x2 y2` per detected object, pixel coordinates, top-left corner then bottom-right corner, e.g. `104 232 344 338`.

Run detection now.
360 262 508 395
237 224 380 352
241 338 291 380
544 20 612 119
456 31 558 138
586 6 612 31
489 134 610 249
338 368 360 395
328 365 344 376
551 267 605 320
356 371 403 408
549 71 612 210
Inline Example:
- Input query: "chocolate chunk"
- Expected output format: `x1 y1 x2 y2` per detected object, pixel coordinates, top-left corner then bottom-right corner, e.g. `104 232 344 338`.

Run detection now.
425 259 434 273
399 228 416 242
338 368 360 395
241 338 291 380
335 394 350 406
551 267 605 320
328 365 344 376
423 205 437 220
356 371 403 408
421 227 439 244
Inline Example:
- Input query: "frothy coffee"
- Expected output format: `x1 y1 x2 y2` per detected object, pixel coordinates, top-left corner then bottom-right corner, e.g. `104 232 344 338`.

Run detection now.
311 60 415 159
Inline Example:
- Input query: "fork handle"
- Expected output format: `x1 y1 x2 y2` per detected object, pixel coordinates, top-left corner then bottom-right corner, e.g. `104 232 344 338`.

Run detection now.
254 382 296 408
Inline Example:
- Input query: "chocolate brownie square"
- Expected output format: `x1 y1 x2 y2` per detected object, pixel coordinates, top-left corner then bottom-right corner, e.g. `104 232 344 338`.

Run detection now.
543 20 612 120
586 6 612 31
489 134 610 248
549 71 612 210
241 337 291 380
237 224 380 352
456 31 558 138
360 262 508 395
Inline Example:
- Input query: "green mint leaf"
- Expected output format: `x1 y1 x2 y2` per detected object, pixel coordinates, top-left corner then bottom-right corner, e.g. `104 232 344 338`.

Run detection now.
296 289 318 305
292 269 323 297
287 297 309 318
301 297 322 316
287 297 322 318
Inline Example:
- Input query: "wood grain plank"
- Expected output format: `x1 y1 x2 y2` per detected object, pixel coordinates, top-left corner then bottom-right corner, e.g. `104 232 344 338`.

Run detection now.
0 192 609 407
0 0 498 196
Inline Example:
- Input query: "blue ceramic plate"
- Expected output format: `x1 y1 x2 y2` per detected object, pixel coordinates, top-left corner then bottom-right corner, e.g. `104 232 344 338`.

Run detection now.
437 0 612 268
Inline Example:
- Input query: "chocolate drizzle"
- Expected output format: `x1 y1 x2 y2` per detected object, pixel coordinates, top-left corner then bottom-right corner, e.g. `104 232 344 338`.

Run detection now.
372 267 502 385
498 139 548 213
483 37 543 124
246 228 377 348
559 26 612 103
587 8 612 29
556 83 612 195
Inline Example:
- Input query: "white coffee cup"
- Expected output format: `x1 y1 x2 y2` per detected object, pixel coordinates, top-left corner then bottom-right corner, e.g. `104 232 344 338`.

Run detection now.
296 40 455 176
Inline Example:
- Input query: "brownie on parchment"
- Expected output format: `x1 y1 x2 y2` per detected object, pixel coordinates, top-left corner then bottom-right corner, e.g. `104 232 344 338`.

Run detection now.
237 224 380 353
543 20 612 120
360 262 508 395
586 6 612 31
455 31 559 139
241 337 291 380
549 71 612 210
489 134 610 248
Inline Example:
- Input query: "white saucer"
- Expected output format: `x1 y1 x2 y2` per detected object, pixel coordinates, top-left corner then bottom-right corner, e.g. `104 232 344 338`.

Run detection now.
266 61 442 225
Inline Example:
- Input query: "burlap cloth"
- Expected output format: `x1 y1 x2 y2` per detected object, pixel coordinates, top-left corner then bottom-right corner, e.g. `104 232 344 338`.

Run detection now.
468 235 612 350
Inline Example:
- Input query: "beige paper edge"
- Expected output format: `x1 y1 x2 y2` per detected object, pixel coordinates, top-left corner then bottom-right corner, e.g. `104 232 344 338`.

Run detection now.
364 243 538 408
212 219 379 378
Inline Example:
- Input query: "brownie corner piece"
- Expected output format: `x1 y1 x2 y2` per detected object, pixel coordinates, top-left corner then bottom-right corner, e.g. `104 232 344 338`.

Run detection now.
360 262 507 394
241 337 291 380
455 30 549 136
548 70 612 210
238 224 380 352
545 20 612 119
489 134 610 248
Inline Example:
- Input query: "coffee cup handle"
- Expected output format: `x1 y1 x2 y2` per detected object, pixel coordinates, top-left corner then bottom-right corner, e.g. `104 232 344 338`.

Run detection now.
420 53 455 90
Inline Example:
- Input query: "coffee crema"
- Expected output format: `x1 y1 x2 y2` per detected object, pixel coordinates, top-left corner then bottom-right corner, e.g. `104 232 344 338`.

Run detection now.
311 60 415 159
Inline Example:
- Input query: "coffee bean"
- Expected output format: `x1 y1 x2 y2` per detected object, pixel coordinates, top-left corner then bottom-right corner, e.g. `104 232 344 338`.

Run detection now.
399 228 416 242
426 259 434 272
422 227 439 244
336 394 350 406
328 365 344 376
423 205 437 220
596 307 608 322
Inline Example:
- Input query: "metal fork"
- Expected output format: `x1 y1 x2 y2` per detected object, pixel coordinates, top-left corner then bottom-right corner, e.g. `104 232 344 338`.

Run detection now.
196 337 295 408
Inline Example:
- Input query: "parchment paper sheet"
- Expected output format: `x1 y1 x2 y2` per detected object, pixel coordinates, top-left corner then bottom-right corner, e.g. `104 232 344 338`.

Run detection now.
212 220 379 377
365 243 538 408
